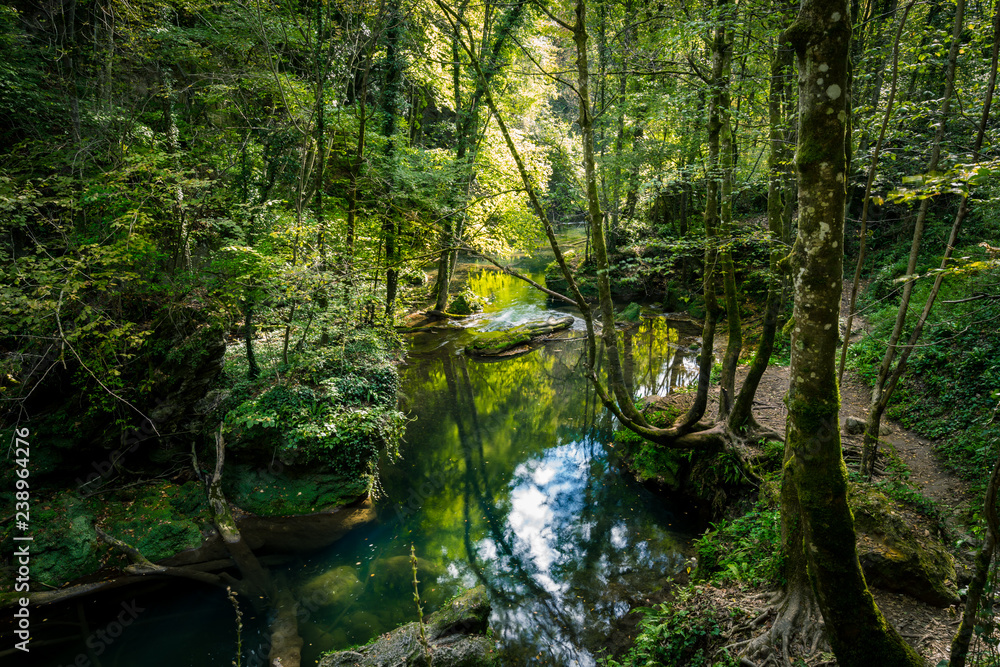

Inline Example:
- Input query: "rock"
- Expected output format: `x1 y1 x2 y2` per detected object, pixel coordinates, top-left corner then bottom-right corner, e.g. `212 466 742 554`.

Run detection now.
147 321 227 438
844 417 893 436
370 555 444 596
449 290 485 316
850 484 960 607
465 330 532 356
318 586 496 667
299 565 364 609
465 316 574 356
618 302 641 323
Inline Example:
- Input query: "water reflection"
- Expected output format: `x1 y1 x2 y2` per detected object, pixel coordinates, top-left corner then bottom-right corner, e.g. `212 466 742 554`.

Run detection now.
18 264 702 667
292 270 702 666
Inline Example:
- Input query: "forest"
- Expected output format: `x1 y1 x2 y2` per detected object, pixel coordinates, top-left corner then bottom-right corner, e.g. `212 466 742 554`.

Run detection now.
1 0 999 665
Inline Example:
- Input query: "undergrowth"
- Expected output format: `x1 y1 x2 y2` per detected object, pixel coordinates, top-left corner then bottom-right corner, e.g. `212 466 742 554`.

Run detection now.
694 494 785 588
848 243 1000 501
601 588 741 667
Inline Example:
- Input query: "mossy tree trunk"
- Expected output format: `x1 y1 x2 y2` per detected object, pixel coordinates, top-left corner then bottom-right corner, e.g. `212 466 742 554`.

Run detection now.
728 5 795 432
783 0 921 663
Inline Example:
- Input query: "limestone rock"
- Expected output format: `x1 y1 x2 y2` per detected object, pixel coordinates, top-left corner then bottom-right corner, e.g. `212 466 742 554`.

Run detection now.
318 586 496 667
850 484 959 607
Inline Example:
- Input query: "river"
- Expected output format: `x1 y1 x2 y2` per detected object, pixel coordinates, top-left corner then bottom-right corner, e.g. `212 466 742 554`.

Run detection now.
25 247 702 667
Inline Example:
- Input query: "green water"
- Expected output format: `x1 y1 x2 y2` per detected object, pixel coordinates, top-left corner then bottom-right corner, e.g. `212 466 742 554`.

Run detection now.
23 253 702 667
283 265 702 666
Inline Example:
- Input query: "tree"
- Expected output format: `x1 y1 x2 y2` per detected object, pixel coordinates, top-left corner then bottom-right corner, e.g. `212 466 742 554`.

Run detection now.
781 0 921 662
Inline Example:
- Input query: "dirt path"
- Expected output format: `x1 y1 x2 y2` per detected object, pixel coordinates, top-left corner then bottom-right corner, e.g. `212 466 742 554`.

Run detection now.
703 281 973 665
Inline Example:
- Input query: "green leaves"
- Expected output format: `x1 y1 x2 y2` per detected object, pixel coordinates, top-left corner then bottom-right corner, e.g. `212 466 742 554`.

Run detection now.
887 159 1000 204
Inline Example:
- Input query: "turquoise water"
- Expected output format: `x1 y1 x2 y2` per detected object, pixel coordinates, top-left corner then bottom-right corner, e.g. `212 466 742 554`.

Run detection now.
284 266 701 666
22 257 701 667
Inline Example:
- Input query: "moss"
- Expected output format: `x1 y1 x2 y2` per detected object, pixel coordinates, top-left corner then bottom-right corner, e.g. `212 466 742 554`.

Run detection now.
785 392 840 439
223 464 371 516
96 481 209 563
449 290 484 316
618 301 641 322
849 483 959 606
465 330 531 355
28 494 101 587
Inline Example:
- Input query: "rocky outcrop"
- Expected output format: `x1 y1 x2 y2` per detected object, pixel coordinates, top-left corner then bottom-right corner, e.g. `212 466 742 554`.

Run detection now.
147 320 227 439
465 316 574 356
850 484 960 607
319 586 496 667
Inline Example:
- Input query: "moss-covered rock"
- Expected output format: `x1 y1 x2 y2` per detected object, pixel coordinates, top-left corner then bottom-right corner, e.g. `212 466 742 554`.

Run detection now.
849 483 959 607
29 494 101 587
96 481 208 564
299 565 364 609
318 586 496 667
465 330 532 356
618 302 641 323
465 316 574 357
223 344 405 479
449 290 485 316
222 464 371 516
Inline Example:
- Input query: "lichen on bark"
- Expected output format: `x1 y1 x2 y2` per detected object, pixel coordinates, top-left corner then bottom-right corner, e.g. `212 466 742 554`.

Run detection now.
782 0 922 663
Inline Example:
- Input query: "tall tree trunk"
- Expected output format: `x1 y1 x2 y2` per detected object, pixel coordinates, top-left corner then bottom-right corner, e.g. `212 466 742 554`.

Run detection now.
783 0 921 662
382 0 404 319
716 1 740 419
729 10 795 431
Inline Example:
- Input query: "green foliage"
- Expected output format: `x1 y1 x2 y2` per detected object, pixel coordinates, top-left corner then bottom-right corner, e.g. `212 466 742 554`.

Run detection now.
694 497 785 587
848 244 1000 497
224 339 404 473
602 588 739 667
614 408 686 484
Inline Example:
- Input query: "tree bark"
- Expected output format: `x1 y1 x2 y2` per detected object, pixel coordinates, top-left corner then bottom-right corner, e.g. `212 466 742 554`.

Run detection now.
783 0 921 662
728 12 795 432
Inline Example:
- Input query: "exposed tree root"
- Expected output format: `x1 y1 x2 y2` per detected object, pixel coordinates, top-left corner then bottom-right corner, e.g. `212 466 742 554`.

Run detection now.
725 586 826 666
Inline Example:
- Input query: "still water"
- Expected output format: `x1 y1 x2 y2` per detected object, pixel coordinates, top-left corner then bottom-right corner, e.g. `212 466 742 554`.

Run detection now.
24 257 701 667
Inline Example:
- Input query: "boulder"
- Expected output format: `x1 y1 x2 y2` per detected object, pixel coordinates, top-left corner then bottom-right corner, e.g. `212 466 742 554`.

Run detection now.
850 484 960 607
449 290 485 316
844 416 893 436
465 316 574 357
299 565 364 609
318 586 496 667
845 416 865 435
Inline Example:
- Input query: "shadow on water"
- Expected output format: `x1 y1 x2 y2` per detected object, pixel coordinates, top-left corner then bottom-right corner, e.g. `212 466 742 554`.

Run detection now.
289 268 704 666
16 258 702 667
